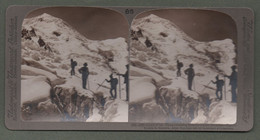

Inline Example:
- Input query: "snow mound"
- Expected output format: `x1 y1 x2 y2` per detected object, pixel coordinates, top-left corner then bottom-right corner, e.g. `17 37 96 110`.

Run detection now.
208 100 237 124
191 100 237 124
103 99 128 122
21 76 51 105
130 77 157 103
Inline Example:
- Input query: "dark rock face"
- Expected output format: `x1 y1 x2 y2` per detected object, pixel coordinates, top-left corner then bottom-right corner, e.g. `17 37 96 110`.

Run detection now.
129 86 211 123
22 86 95 122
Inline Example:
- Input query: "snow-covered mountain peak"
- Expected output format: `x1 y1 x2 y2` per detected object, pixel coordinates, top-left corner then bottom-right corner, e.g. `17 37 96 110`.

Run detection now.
23 13 89 44
132 14 196 44
131 14 236 75
34 13 60 21
24 13 65 28
142 14 169 23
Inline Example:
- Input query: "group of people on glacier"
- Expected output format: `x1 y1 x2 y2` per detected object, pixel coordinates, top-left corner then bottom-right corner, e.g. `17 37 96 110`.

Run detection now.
70 59 129 101
176 60 237 103
71 57 237 103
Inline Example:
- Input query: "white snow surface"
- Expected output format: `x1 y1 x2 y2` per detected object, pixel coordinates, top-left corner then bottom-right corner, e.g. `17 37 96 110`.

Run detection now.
103 99 128 122
130 77 157 103
192 100 237 124
21 76 51 105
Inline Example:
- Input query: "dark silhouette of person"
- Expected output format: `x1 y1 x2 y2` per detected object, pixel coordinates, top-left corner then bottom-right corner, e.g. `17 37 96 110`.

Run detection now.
106 74 118 99
211 75 224 100
225 65 237 103
30 28 36 37
78 63 89 89
176 60 183 77
118 64 129 101
70 59 77 76
145 37 152 48
38 36 45 47
184 64 195 90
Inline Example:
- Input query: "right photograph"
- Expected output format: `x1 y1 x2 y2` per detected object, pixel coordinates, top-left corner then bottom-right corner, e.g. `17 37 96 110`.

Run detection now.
129 9 237 124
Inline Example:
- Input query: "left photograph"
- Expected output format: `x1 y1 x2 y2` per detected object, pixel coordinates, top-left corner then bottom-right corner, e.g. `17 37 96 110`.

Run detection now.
21 7 129 122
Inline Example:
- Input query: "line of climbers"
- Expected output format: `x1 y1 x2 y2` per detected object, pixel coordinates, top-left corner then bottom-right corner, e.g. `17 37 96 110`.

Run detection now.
22 28 52 52
176 60 237 103
70 59 129 101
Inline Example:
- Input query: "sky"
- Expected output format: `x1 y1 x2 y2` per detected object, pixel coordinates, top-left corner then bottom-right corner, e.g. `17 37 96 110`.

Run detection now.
26 7 237 44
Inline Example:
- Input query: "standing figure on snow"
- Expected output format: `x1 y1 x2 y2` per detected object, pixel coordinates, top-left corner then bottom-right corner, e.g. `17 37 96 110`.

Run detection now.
211 75 224 100
30 28 36 37
106 74 118 99
78 63 89 89
184 64 195 90
37 36 46 47
70 59 77 76
145 37 153 48
225 65 237 103
118 64 129 101
176 60 183 77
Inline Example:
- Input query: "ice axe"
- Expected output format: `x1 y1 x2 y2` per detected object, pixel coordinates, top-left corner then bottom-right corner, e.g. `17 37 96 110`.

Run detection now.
192 76 196 91
118 74 121 99
96 79 106 91
201 81 212 93
87 76 90 90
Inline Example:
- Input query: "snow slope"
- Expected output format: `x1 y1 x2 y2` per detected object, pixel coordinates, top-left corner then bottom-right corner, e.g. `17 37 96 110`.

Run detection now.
21 13 128 122
129 14 237 124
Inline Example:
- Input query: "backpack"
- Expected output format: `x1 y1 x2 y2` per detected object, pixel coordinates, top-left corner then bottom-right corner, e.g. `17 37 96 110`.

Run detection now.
112 78 118 86
38 38 45 47
219 80 224 87
145 39 152 48
73 61 77 67
178 62 183 68
216 80 224 88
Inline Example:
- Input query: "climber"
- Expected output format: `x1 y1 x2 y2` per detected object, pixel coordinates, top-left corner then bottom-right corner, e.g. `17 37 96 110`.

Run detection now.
211 75 225 100
117 64 129 101
78 63 89 89
70 59 77 76
184 64 195 90
225 65 238 103
37 36 46 47
176 60 183 77
145 37 153 48
30 28 36 37
106 74 118 99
